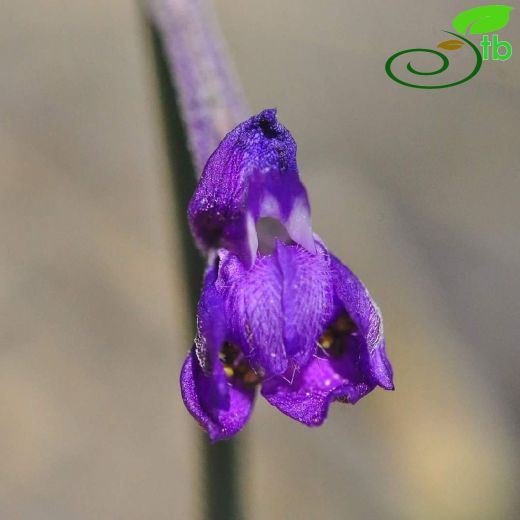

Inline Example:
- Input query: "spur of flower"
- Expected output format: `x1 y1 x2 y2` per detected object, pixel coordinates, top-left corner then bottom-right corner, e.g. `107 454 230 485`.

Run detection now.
181 109 393 442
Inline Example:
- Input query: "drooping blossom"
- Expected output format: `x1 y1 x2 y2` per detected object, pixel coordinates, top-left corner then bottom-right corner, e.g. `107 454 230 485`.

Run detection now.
181 109 393 442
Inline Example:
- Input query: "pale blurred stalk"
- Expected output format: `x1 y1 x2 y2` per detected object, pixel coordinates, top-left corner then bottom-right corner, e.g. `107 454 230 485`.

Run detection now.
148 1 248 519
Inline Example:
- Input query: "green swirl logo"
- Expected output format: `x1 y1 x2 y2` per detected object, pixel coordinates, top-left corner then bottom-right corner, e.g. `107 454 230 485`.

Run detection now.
385 5 514 89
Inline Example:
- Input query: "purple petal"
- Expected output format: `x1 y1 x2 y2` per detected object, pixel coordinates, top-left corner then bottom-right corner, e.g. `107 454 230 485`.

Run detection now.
188 109 315 266
275 241 334 365
261 334 377 426
216 242 333 376
218 249 287 375
261 355 355 426
180 351 255 442
330 255 394 391
193 261 229 410
180 260 256 442
262 251 393 425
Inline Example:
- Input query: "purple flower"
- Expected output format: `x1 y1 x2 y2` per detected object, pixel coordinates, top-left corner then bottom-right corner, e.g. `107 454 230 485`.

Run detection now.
181 109 393 442
188 109 315 267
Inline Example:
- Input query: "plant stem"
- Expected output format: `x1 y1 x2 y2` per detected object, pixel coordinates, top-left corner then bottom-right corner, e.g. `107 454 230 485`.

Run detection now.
148 21 243 520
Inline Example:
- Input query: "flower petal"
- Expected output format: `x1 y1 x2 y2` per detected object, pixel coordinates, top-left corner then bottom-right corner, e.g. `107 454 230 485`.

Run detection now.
193 261 229 410
261 354 359 426
261 328 380 426
180 350 256 442
262 251 393 426
218 249 287 375
188 109 315 266
181 259 256 442
329 254 394 391
275 241 334 366
217 242 334 376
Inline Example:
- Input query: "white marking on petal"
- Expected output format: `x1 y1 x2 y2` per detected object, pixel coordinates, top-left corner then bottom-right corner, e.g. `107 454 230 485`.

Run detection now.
245 212 258 265
285 198 316 253
260 195 281 219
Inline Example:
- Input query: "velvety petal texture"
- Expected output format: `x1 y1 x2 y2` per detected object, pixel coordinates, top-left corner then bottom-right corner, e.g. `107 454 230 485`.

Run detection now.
216 242 334 376
192 262 228 410
330 254 394 392
261 355 347 426
180 109 393 441
262 254 393 426
181 351 255 442
188 109 315 266
181 263 256 442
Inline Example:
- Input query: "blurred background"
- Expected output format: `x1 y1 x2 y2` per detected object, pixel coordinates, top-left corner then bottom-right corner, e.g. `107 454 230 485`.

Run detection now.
1 1 519 518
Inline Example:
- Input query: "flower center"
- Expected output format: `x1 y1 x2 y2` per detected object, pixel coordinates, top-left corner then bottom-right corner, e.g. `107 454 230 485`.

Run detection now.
219 342 262 386
318 311 357 357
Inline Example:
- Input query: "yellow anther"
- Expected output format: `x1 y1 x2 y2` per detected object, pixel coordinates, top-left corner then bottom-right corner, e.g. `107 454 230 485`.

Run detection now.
319 331 334 349
223 366 234 378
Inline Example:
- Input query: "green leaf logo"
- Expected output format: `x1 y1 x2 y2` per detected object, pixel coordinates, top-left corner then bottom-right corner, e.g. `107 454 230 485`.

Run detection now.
453 5 514 35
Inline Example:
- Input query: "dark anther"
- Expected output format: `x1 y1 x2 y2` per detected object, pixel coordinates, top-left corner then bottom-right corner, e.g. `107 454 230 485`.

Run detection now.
219 342 262 386
318 311 357 357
